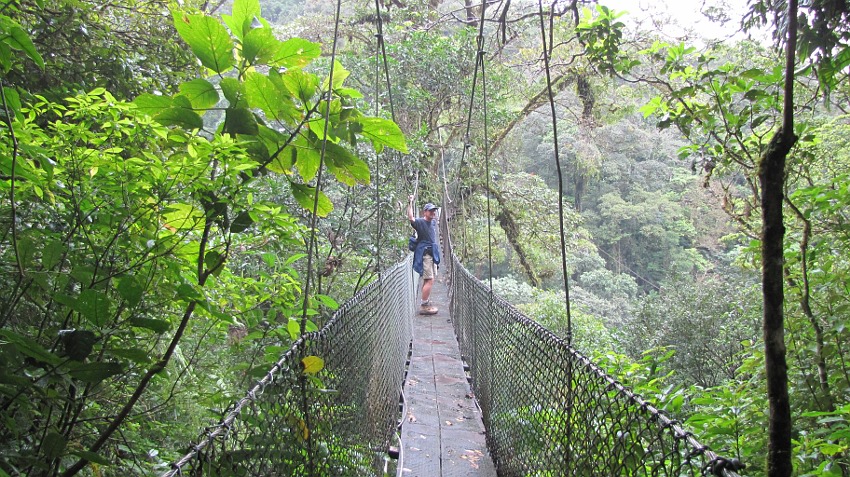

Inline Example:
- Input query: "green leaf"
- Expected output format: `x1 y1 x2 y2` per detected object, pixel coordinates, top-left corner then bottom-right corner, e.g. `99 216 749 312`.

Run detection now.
6 26 44 69
242 26 280 65
2 86 21 122
314 294 339 310
172 12 235 74
323 60 350 90
243 71 297 123
324 142 370 186
223 0 261 40
204 250 223 273
71 450 111 466
230 211 254 233
290 136 321 181
129 317 171 334
116 275 144 308
223 107 258 135
282 68 318 105
0 330 60 365
132 93 173 117
0 43 12 73
42 432 67 460
75 289 113 327
178 78 219 110
356 116 408 153
155 96 203 130
219 77 244 105
273 38 321 69
67 361 123 383
110 348 152 364
290 183 333 217
41 240 65 270
162 203 204 231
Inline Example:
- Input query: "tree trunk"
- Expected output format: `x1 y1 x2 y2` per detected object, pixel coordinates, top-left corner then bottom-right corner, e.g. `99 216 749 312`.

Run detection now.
761 1 798 472
488 186 541 287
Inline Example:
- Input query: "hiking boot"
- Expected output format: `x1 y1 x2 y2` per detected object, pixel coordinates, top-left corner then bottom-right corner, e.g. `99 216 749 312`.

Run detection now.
419 305 438 315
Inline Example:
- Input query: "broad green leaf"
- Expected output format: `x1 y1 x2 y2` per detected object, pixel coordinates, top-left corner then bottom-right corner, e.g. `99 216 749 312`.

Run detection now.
290 136 321 181
162 203 204 231
324 142 370 186
290 183 333 217
223 107 258 135
223 0 261 40
178 78 219 110
129 317 171 334
6 26 44 68
132 93 173 117
323 60 350 90
357 116 408 153
0 43 11 73
314 294 339 310
243 71 297 123
302 355 324 374
41 240 65 270
71 450 111 466
219 77 244 105
75 289 113 327
282 68 319 105
335 87 363 99
42 432 67 460
204 250 223 273
110 348 152 364
116 275 144 307
155 95 203 129
68 361 123 383
0 329 59 365
287 318 301 339
242 27 280 65
273 38 321 69
172 12 234 74
2 86 21 122
230 211 254 233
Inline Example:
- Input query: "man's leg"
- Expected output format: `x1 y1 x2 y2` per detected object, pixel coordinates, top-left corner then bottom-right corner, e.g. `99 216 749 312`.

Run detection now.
419 255 437 315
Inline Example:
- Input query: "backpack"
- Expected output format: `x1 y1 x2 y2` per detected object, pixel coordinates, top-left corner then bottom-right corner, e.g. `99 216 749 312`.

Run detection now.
408 234 417 252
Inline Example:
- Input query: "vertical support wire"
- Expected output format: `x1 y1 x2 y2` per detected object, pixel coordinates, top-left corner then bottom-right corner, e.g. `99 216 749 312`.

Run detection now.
536 1 573 474
298 0 344 473
373 0 398 276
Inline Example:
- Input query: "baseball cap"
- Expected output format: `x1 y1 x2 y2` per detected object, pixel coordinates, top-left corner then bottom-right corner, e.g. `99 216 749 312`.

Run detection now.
423 203 439 211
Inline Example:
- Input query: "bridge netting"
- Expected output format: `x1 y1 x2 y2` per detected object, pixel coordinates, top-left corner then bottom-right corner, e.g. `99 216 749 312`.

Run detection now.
164 258 415 476
164 237 741 477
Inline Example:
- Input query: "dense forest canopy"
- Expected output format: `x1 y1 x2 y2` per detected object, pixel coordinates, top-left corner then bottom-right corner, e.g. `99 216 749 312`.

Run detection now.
0 0 848 475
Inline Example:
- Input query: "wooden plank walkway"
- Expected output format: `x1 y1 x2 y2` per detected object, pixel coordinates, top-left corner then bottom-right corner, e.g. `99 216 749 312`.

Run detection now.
399 279 497 477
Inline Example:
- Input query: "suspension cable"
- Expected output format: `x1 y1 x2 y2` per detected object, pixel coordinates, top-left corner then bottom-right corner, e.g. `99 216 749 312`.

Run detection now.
477 3 494 292
537 0 572 345
537 2 574 475
373 0 397 276
299 0 344 472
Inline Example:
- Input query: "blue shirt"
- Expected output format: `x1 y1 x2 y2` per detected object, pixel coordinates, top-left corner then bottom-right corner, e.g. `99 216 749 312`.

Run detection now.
410 217 441 275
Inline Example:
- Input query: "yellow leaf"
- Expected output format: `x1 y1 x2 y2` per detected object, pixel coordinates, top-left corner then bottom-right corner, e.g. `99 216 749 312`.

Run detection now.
89 166 98 177
301 355 324 374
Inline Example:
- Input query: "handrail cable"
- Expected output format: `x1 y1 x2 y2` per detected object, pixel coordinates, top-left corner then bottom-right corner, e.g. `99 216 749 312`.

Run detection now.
299 0 344 472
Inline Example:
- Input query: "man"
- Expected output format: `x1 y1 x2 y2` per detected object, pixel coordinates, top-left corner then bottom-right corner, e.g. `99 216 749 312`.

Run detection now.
407 195 441 315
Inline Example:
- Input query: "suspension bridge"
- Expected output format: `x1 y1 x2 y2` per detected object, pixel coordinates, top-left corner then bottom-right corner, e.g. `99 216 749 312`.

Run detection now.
162 207 743 477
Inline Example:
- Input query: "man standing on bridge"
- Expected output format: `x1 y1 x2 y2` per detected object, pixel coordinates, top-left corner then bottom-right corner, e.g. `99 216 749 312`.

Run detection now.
407 195 441 315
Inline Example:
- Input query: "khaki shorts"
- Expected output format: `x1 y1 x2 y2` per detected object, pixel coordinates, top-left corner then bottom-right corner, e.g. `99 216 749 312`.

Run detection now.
422 254 437 280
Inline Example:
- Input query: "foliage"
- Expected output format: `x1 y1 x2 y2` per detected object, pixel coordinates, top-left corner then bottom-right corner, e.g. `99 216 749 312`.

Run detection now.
0 0 407 474
9 0 205 99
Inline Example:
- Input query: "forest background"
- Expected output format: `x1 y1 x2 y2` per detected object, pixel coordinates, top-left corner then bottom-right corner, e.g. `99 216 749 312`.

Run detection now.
0 0 848 475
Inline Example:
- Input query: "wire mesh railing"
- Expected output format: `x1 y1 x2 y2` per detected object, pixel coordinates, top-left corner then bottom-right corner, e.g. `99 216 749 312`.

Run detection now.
163 257 414 477
447 254 743 477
